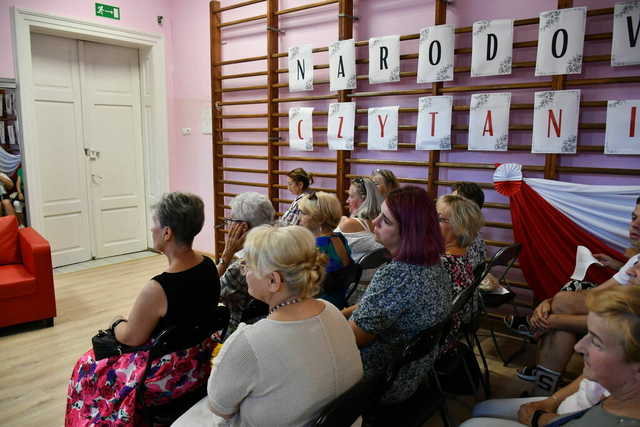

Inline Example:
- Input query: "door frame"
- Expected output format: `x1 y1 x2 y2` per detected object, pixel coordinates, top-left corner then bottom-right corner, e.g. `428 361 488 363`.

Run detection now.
12 7 169 251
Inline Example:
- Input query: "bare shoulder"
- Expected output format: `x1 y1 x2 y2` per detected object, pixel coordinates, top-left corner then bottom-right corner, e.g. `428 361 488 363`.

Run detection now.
339 217 365 233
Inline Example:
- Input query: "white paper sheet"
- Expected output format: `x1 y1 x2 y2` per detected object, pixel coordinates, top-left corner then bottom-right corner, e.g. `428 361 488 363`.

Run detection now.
570 246 604 280
289 107 314 151
369 35 400 84
329 39 356 91
605 99 640 154
471 19 514 77
327 102 355 150
532 90 581 154
611 2 640 66
535 7 587 76
367 106 399 150
288 45 314 92
7 125 15 145
417 25 455 83
0 122 5 145
416 96 453 150
468 92 512 151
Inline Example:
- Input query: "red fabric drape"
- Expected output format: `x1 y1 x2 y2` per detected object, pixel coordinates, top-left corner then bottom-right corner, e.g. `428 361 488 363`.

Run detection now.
509 181 626 299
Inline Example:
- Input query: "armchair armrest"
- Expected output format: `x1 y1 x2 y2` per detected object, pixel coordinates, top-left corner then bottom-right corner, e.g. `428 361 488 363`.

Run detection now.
18 227 53 276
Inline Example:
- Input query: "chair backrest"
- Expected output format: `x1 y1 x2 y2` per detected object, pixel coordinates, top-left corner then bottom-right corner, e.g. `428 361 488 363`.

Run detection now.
313 374 385 427
485 243 522 284
327 262 363 305
356 247 390 270
386 316 450 387
451 283 477 314
150 305 230 359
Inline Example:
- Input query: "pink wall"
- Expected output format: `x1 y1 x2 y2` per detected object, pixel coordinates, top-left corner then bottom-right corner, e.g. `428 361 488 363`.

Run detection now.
2 0 639 256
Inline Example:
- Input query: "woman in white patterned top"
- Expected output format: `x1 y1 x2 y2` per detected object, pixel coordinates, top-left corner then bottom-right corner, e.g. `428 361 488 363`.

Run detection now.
280 168 313 226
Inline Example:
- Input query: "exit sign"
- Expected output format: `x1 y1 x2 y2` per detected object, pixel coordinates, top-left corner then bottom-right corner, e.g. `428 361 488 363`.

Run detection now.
95 3 120 20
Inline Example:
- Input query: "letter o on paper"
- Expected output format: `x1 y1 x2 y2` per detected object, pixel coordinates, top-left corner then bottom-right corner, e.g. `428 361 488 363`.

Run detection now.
551 28 568 59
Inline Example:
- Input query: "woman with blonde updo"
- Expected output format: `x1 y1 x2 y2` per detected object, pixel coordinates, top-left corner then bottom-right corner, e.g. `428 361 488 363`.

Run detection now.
174 225 363 427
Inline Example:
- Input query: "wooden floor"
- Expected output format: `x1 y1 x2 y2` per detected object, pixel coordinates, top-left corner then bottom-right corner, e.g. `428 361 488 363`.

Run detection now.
0 254 167 427
0 253 565 426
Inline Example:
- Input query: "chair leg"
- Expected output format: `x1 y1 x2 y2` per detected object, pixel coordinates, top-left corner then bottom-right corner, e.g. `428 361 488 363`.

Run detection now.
473 332 491 398
490 328 508 365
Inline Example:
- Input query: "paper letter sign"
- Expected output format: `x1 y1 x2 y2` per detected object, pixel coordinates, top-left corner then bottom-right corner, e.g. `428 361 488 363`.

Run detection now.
369 36 400 84
605 100 640 154
612 2 640 66
416 96 453 150
471 19 514 77
532 90 581 153
368 106 399 150
417 25 455 83
288 45 314 92
330 39 356 91
535 7 587 76
468 93 512 151
328 102 356 150
289 107 314 151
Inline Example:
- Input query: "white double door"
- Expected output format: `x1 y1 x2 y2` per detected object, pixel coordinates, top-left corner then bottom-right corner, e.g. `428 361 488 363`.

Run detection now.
30 33 147 267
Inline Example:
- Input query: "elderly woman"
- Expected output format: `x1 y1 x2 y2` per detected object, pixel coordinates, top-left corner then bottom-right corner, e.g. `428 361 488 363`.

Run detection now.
451 182 488 269
173 225 363 427
336 177 385 261
371 168 400 198
217 192 275 336
66 192 220 425
280 168 314 225
299 191 353 307
460 284 640 426
437 194 485 353
343 186 452 403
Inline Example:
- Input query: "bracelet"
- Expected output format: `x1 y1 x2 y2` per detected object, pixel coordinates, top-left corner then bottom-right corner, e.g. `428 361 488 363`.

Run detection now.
218 257 227 267
531 409 546 427
111 319 128 330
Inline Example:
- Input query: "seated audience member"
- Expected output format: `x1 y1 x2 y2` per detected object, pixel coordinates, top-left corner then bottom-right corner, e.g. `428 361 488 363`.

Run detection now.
0 171 15 217
66 192 220 425
9 167 25 225
336 177 384 261
437 194 485 353
513 197 640 395
173 225 363 427
371 168 400 198
451 181 488 269
460 284 640 427
343 186 452 403
217 192 275 336
299 191 354 308
281 167 313 225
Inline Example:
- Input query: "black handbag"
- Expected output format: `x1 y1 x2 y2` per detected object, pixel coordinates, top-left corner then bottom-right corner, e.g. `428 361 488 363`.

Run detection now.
91 323 151 361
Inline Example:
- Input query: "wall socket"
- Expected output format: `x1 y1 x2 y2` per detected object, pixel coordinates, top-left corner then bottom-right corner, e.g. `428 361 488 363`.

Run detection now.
181 127 192 136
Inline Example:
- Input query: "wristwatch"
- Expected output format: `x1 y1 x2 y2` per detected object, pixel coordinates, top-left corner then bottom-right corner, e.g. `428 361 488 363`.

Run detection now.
531 409 546 427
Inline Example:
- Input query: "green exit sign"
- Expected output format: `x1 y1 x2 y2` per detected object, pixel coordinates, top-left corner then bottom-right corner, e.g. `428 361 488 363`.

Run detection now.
95 3 120 20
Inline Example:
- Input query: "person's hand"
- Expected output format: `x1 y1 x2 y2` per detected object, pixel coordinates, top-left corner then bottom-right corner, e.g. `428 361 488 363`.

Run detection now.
517 397 558 425
223 221 248 258
529 298 552 331
593 253 624 271
17 192 24 201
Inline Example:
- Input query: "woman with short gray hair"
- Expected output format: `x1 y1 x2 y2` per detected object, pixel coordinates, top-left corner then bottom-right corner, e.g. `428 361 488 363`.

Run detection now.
217 192 275 336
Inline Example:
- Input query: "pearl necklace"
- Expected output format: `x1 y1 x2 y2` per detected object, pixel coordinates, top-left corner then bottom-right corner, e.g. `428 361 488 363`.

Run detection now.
269 297 302 315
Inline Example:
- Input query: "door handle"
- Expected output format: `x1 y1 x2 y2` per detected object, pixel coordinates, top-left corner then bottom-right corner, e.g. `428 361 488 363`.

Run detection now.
84 148 100 160
92 174 104 184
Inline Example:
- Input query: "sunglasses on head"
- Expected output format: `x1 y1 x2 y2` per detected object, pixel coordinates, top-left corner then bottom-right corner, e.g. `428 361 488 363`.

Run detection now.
353 177 368 198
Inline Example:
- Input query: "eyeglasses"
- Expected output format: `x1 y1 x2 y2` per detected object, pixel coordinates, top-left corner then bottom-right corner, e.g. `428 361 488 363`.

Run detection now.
215 218 245 229
438 216 450 224
353 177 368 198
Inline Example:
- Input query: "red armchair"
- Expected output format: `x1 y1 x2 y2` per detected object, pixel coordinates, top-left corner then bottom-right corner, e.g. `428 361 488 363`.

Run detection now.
0 215 56 328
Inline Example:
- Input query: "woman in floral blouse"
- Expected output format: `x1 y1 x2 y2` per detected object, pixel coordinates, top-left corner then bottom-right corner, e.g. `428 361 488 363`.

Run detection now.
343 185 452 403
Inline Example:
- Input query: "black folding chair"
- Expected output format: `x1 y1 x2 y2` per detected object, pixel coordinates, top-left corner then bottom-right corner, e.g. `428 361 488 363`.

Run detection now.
366 316 453 427
346 248 390 304
479 243 526 365
138 305 230 426
326 262 363 309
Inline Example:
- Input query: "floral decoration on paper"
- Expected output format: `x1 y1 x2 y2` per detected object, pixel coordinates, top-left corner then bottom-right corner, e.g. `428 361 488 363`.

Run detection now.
305 80 313 90
420 27 430 41
540 10 561 31
471 94 490 111
390 66 401 81
473 20 491 36
494 134 508 151
439 136 452 150
436 64 453 81
329 41 340 57
561 135 577 153
346 75 357 89
609 100 626 109
289 46 300 58
615 2 639 18
290 107 301 121
566 54 583 74
387 135 398 150
535 91 556 110
419 97 433 112
328 103 340 116
498 56 513 74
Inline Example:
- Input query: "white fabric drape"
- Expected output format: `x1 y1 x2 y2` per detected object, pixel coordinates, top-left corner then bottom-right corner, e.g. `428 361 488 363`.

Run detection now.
525 178 640 251
0 145 21 174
